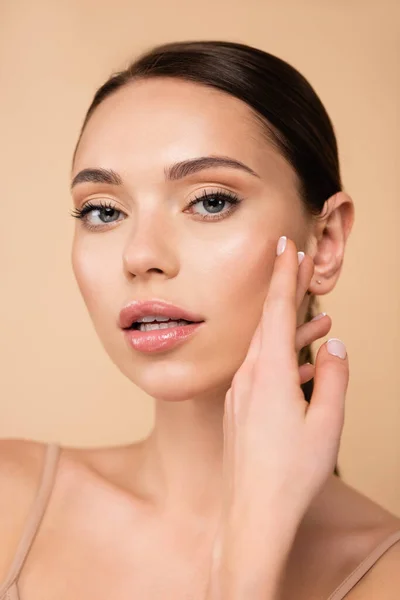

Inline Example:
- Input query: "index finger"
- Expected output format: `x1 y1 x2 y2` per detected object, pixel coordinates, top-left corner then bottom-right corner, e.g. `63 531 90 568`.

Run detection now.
257 236 300 372
237 236 304 371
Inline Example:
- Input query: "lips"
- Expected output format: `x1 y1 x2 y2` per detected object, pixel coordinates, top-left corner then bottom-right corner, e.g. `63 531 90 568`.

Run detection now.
118 299 205 330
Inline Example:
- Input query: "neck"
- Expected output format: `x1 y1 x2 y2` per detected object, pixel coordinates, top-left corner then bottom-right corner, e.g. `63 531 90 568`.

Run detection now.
135 384 229 521
131 381 337 529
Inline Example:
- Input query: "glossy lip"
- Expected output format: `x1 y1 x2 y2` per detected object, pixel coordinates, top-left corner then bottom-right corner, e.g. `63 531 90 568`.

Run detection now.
118 299 205 330
123 321 204 354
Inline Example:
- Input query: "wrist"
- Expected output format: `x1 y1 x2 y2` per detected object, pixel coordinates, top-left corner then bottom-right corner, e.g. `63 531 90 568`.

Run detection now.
206 559 285 600
226 496 302 554
209 505 300 600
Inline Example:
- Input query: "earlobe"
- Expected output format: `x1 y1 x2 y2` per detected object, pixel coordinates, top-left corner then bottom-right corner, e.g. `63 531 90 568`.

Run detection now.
307 278 323 296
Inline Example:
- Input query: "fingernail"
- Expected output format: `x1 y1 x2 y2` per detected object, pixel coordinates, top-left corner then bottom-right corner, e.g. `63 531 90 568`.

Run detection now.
277 236 287 256
297 251 305 265
327 338 347 359
311 312 327 321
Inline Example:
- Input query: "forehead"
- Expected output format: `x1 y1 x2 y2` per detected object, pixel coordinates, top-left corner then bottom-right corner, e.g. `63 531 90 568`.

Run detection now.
72 77 293 188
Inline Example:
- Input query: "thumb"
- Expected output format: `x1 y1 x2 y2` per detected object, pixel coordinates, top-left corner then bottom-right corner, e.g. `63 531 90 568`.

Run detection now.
306 338 349 436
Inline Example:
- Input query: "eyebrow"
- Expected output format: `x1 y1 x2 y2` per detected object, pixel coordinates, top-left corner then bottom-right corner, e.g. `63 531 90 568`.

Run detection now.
70 155 260 191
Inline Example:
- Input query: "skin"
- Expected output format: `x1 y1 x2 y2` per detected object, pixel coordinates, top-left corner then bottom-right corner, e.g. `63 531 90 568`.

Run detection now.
208 240 350 599
70 76 353 519
1 76 399 598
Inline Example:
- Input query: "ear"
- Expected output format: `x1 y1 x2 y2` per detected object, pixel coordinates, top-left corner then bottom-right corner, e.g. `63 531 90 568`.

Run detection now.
306 191 355 295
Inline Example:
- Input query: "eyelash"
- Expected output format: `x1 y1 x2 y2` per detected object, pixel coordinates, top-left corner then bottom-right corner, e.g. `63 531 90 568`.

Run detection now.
70 189 243 231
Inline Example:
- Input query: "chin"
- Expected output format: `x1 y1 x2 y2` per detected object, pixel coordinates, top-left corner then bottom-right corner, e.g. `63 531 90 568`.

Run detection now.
99 327 239 403
116 359 233 403
140 375 230 403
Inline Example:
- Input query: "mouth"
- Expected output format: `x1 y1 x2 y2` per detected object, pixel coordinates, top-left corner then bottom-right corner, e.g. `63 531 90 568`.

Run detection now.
128 318 198 332
123 318 205 354
119 299 205 331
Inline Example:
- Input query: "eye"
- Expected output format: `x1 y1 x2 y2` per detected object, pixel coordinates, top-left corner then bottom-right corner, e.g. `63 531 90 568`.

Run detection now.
70 200 125 231
184 189 242 221
70 189 243 231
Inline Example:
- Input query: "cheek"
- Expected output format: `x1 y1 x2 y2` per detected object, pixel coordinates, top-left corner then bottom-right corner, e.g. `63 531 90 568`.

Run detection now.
206 234 275 325
194 233 276 378
71 240 114 318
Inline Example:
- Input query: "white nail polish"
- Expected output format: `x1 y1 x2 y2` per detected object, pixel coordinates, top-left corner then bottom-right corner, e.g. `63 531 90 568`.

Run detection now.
277 236 287 256
311 312 327 321
327 338 347 359
297 251 305 265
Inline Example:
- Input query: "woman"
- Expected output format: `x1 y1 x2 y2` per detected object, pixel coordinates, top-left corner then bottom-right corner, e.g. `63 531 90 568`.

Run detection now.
1 39 399 599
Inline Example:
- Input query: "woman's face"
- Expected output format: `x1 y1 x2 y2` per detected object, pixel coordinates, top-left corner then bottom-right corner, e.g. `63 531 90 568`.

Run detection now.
71 77 311 402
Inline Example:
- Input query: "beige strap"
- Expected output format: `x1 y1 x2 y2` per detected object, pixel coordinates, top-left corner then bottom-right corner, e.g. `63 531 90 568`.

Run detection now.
0 443 61 596
328 529 400 599
0 445 398 599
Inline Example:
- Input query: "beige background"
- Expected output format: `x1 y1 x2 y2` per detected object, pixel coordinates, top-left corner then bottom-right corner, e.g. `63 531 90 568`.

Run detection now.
1 0 399 515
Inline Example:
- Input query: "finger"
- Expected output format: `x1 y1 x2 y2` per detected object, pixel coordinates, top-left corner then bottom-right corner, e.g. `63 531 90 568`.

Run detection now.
306 338 349 436
241 318 262 368
232 308 325 409
299 362 315 384
236 239 298 371
258 237 299 371
236 238 307 376
295 314 331 353
223 387 244 519
223 388 235 497
296 253 315 310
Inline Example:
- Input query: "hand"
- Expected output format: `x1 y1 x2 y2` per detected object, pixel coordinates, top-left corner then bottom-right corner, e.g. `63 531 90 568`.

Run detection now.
207 236 349 599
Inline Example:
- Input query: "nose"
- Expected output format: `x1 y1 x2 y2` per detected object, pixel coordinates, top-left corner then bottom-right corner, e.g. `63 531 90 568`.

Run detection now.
122 213 179 280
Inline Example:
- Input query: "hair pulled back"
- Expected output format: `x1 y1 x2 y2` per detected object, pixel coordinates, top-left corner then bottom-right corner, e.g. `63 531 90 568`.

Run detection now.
72 40 343 476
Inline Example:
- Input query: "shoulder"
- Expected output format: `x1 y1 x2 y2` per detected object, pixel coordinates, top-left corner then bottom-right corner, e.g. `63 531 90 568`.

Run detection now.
325 474 400 598
344 537 400 599
0 438 49 582
293 474 400 599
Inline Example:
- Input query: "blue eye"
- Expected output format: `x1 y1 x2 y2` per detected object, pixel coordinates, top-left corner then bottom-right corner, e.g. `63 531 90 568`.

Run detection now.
70 189 243 230
70 200 125 230
184 189 242 221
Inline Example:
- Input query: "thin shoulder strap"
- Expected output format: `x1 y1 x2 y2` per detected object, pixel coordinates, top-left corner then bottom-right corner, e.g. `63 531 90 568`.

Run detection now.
328 529 400 599
0 442 61 595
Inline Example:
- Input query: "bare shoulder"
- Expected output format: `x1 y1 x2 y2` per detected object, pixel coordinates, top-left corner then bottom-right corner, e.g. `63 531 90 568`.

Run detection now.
286 474 400 599
0 438 49 581
344 538 400 599
327 473 400 561
326 473 400 530
324 475 400 598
